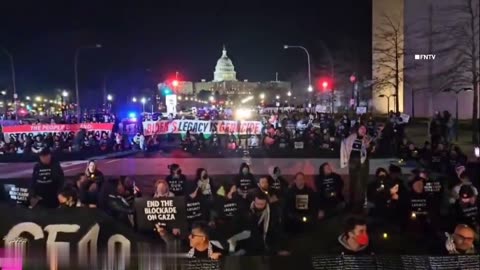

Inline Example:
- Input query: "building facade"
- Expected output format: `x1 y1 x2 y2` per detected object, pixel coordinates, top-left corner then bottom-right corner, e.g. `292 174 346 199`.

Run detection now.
176 46 291 100
372 0 479 118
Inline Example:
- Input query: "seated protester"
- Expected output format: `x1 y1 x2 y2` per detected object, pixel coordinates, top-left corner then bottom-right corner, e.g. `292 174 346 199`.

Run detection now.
153 179 175 198
269 166 289 197
315 163 345 218
370 178 408 229
405 143 420 162
166 164 187 196
119 176 142 207
248 176 280 206
450 172 479 204
446 146 468 181
419 169 444 218
98 178 134 225
185 181 210 229
430 143 448 174
336 216 372 255
156 221 225 260
405 176 434 238
195 168 216 204
436 224 477 255
449 185 479 232
84 160 105 187
367 168 390 207
57 186 78 208
245 191 289 256
233 163 256 199
285 172 320 232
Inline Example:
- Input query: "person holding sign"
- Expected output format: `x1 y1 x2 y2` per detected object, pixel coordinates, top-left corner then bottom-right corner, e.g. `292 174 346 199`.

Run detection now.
30 148 65 208
285 172 320 232
156 221 225 260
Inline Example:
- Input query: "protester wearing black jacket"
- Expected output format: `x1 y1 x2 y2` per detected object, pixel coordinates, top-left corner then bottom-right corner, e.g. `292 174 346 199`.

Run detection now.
449 185 479 232
98 178 134 225
285 172 319 232
335 216 373 255
166 164 187 196
185 181 210 229
233 163 256 199
315 163 344 218
269 166 289 197
245 191 289 256
30 148 65 208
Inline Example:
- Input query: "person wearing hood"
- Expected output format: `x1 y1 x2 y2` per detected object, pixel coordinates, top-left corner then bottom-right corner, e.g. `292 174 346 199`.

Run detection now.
98 178 134 225
336 216 372 255
434 224 477 255
166 164 187 196
30 148 65 208
340 125 375 212
234 163 256 199
449 185 479 231
245 191 289 256
285 172 320 232
153 179 175 198
315 163 345 218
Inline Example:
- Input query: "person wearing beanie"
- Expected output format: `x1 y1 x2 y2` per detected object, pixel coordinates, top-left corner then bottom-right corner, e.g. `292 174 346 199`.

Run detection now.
450 172 478 204
315 163 345 218
449 185 479 231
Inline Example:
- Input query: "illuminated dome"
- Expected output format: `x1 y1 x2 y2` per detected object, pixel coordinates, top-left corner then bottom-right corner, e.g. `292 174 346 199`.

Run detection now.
213 45 237 82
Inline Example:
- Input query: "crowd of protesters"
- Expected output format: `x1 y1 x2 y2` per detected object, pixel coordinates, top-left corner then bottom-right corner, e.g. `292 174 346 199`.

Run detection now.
23 131 479 261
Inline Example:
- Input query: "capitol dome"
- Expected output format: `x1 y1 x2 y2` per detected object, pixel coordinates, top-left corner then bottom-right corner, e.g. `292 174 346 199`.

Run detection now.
213 45 237 82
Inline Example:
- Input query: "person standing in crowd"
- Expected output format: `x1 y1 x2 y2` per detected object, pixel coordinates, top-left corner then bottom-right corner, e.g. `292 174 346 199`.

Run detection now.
436 224 477 255
285 172 319 232
246 191 289 256
234 163 256 199
166 164 187 196
30 148 65 208
315 163 345 219
340 125 375 211
156 221 225 260
335 216 372 255
153 179 174 198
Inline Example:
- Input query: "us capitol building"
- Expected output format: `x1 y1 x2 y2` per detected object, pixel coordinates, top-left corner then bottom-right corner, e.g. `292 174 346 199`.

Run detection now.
175 46 291 99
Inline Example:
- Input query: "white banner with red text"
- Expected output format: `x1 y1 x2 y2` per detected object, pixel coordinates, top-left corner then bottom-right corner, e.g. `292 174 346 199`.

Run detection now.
1 123 114 143
142 120 263 136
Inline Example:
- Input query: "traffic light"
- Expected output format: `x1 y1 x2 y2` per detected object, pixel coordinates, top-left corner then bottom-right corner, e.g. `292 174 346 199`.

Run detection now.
322 81 329 90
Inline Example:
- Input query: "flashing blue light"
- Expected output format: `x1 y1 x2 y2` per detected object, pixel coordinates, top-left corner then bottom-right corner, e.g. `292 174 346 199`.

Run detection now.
128 112 136 118
131 117 138 122
164 88 172 95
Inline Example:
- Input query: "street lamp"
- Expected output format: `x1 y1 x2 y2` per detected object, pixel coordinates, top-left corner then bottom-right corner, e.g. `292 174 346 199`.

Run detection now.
107 94 113 101
132 97 137 103
35 96 42 102
62 90 68 97
378 94 397 114
25 96 30 101
284 45 312 92
287 91 292 97
442 87 473 141
74 43 102 118
350 74 357 108
259 93 265 100
1 91 6 96
141 97 146 113
1 47 17 119
276 95 280 100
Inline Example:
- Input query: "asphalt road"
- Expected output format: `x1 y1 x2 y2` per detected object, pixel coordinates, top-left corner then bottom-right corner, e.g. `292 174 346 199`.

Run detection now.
0 155 401 179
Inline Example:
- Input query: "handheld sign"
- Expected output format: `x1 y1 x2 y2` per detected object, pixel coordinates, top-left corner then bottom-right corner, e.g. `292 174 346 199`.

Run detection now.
134 197 187 234
2 184 29 206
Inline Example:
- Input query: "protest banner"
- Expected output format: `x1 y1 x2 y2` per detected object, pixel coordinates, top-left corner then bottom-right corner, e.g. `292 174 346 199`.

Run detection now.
134 197 187 234
142 120 262 136
1 123 114 143
2 184 29 206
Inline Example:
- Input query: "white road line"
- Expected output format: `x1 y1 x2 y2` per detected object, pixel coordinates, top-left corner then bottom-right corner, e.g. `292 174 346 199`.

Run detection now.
104 159 120 164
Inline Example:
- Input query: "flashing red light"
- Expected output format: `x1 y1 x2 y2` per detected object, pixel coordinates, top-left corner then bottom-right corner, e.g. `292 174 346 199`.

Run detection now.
172 80 179 87
322 81 329 89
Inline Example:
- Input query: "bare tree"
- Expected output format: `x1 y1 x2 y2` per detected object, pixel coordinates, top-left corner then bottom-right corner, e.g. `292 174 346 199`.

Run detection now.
373 14 405 113
436 0 480 142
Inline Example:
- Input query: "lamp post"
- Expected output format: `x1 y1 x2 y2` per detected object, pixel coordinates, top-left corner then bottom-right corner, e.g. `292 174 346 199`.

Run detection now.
283 45 312 93
141 97 146 113
442 87 473 141
1 47 17 119
350 74 357 108
74 44 102 118
378 94 397 114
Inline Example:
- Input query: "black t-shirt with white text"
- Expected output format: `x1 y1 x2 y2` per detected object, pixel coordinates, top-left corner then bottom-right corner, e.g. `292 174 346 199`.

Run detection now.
350 136 363 160
166 174 187 196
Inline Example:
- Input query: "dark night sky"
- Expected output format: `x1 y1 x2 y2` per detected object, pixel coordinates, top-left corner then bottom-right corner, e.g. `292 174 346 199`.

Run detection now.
0 0 372 107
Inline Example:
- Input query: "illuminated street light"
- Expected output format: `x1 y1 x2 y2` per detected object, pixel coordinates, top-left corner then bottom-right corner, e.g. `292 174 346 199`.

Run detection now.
276 95 280 100
25 96 30 100
132 97 137 103
0 91 6 96
259 93 265 99
307 85 313 92
33 103 37 107
178 96 182 101
107 94 113 101
35 96 41 102
62 91 68 97
287 91 292 97
209 96 215 102
140 97 146 113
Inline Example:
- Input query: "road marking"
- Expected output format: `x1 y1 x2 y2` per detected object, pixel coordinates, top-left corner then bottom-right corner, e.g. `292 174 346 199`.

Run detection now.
104 159 120 164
